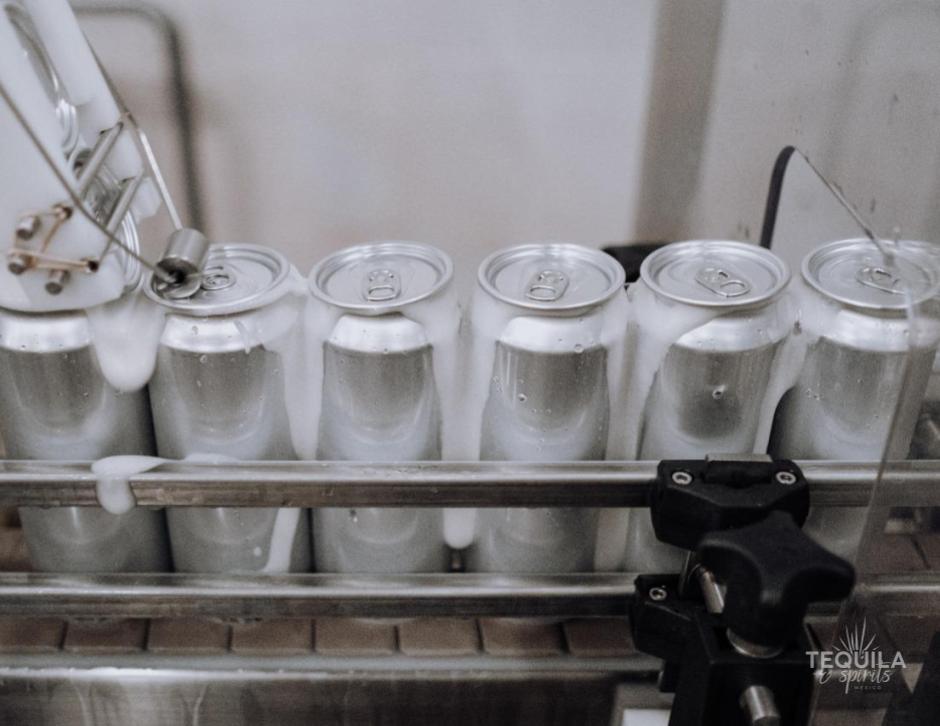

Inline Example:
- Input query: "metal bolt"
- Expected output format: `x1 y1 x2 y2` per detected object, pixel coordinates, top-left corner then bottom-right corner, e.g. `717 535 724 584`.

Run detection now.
45 269 69 295
775 471 797 486
671 470 693 486
649 586 668 601
15 215 40 241
7 254 29 275
739 685 780 726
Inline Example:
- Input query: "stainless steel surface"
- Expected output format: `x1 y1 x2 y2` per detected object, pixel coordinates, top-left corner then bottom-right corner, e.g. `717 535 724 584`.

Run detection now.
0 459 928 507
0 666 635 726
471 243 624 574
0 573 635 618
0 305 169 572
311 242 454 574
149 244 308 573
0 568 932 619
770 240 940 560
739 684 781 726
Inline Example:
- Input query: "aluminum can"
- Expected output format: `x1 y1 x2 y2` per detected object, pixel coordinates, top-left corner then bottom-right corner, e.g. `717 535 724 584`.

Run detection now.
309 242 454 573
624 240 792 572
769 239 940 558
0 304 170 571
147 244 311 573
465 243 627 573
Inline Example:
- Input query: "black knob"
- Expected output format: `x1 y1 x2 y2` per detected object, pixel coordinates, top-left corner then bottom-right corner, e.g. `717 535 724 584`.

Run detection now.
698 511 855 648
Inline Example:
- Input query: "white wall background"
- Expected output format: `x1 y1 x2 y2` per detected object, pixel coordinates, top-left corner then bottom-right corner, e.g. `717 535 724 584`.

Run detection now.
76 0 940 289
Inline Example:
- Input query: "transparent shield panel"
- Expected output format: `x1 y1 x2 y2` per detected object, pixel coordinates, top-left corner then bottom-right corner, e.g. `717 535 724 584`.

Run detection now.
765 146 940 721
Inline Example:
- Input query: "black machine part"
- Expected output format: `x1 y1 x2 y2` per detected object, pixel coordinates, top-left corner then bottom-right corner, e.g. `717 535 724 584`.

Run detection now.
631 458 856 726
698 511 855 648
651 458 810 552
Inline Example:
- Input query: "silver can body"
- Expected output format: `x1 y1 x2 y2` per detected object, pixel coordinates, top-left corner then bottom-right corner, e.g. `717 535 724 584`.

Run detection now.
769 239 940 559
147 246 310 573
470 340 608 572
625 241 792 572
309 242 453 574
0 306 170 572
466 243 626 573
640 319 784 458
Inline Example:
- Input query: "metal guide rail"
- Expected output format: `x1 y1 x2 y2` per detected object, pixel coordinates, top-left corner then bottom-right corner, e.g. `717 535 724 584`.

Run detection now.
0 571 929 620
0 458 935 619
0 458 934 507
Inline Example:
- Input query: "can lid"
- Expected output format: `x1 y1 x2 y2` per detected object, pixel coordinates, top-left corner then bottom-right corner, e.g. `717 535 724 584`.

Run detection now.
803 238 940 310
478 243 624 312
145 244 290 315
309 241 452 313
641 240 789 308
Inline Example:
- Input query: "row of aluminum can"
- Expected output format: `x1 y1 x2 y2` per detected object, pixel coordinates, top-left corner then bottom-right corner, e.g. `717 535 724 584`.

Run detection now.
0 237 937 573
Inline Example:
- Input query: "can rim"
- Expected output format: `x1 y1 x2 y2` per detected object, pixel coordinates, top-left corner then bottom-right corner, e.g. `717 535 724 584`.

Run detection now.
308 241 453 312
144 243 291 315
477 243 625 312
802 238 940 311
640 240 790 308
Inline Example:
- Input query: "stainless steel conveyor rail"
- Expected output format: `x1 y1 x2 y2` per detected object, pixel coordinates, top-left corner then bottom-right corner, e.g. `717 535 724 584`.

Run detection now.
0 459 936 619
0 459 928 507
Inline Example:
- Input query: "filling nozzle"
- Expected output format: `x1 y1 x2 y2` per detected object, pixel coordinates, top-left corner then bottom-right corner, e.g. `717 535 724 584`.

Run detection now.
154 227 209 289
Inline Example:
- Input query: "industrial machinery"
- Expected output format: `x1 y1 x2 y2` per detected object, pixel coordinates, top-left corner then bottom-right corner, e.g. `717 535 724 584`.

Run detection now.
0 3 938 726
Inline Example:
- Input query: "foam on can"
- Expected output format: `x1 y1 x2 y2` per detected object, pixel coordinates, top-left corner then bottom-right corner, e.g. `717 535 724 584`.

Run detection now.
461 243 629 572
146 244 311 573
0 300 170 571
622 240 794 572
770 238 940 559
307 241 459 573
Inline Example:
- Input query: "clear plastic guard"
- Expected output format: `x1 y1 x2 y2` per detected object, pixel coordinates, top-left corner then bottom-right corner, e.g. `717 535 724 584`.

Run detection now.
763 146 940 720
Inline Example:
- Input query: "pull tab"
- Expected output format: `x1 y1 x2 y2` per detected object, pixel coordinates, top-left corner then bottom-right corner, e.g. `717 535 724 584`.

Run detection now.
525 269 568 302
856 265 904 295
200 265 235 292
695 267 751 298
363 267 401 302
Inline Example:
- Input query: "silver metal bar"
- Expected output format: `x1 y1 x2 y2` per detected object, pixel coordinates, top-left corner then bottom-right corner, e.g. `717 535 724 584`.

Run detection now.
0 572 634 618
135 127 182 230
853 572 940 615
0 459 933 508
74 119 124 195
104 172 144 235
0 570 921 619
